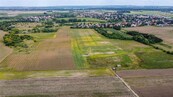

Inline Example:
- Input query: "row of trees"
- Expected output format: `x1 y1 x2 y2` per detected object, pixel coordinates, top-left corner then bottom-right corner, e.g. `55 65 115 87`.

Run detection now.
31 21 58 33
127 31 163 44
95 28 163 45
32 26 58 33
54 18 87 23
152 45 173 55
95 28 132 40
0 21 14 31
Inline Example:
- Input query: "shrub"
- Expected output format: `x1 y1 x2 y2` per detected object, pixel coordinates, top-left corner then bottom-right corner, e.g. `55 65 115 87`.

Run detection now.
3 34 33 47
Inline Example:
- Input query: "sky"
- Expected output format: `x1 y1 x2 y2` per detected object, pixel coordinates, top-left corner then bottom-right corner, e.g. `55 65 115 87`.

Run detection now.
0 0 173 6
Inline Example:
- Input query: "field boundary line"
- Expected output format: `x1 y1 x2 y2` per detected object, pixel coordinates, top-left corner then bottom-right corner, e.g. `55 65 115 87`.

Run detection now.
0 49 13 64
109 68 139 97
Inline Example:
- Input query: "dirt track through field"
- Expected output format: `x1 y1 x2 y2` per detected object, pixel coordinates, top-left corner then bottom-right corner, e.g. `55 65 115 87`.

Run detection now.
118 69 173 97
1 27 75 71
0 76 135 97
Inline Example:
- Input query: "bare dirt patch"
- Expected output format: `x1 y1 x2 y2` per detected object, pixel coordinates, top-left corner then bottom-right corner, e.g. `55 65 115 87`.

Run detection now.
118 69 173 97
0 27 75 71
99 41 110 44
0 76 135 97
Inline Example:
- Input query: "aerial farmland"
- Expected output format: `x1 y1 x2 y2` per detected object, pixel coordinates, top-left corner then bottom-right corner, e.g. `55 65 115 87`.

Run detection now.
0 5 173 97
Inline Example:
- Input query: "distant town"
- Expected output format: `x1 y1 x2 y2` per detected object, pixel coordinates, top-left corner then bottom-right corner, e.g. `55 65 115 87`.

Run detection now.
14 10 173 29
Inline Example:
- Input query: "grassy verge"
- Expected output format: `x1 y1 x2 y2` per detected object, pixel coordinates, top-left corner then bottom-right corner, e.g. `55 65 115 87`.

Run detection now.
0 69 113 80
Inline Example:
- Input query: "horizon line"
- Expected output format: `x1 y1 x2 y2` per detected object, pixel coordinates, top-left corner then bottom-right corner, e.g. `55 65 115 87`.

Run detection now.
0 5 173 7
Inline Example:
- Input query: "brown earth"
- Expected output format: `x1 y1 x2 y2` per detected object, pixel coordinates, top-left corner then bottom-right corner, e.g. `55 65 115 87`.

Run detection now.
0 27 75 71
124 26 173 45
0 76 135 97
118 69 173 97
0 31 12 63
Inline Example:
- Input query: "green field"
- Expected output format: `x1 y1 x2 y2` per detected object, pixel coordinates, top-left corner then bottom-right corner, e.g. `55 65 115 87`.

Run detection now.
128 11 173 18
70 28 173 69
107 29 173 69
71 29 123 68
71 28 138 69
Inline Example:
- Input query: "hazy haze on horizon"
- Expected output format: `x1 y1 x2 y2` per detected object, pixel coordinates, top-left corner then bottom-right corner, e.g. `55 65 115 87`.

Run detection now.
0 0 173 7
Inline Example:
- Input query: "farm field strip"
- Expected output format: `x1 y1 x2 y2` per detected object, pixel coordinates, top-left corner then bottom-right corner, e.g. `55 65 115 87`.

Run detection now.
70 29 123 69
0 76 135 97
118 69 173 97
70 28 145 69
0 31 13 64
0 27 75 71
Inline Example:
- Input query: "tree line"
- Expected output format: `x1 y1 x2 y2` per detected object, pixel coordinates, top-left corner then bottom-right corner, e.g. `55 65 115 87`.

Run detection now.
95 28 163 45
94 28 132 40
54 18 87 23
126 31 163 44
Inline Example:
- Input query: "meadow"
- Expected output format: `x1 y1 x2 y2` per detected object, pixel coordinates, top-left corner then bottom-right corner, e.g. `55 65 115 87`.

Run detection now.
127 11 173 18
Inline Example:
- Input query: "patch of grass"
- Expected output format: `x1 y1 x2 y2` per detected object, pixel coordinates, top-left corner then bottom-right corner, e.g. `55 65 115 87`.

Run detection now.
120 55 132 67
71 39 87 68
0 69 113 80
70 29 121 69
28 33 55 41
136 51 173 69
88 68 114 76
87 55 116 68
